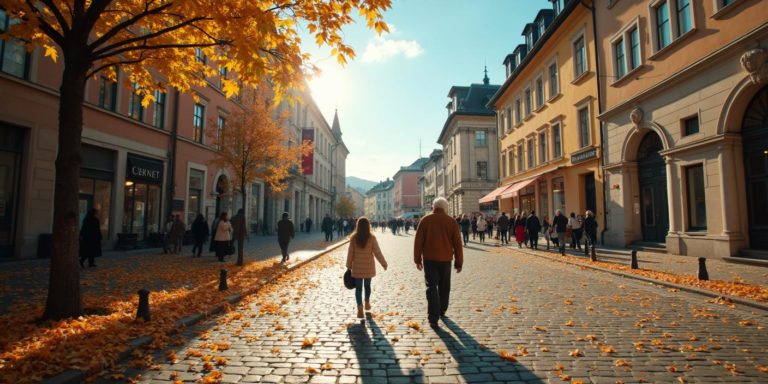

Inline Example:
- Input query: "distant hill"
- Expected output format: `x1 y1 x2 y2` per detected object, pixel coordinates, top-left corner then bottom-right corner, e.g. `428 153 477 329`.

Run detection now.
346 176 378 194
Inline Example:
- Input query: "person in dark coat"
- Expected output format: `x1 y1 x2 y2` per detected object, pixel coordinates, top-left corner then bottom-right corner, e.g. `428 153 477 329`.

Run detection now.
459 214 471 246
191 214 209 257
277 212 295 262
526 210 542 250
79 209 102 268
231 209 248 261
497 212 510 245
552 210 569 256
583 210 598 252
170 214 186 254
321 214 334 241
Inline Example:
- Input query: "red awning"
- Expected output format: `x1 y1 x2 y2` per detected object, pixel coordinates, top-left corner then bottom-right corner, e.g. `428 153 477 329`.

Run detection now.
499 177 539 199
479 183 515 204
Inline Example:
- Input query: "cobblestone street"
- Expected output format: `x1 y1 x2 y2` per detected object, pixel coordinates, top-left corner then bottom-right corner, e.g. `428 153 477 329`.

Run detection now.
108 232 768 383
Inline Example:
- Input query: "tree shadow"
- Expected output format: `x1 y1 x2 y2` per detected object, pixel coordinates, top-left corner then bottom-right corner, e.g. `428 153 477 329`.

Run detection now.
347 314 423 384
435 316 542 383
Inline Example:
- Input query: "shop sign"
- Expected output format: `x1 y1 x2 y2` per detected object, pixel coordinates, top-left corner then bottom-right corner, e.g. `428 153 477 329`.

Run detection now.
301 129 314 175
571 147 597 164
126 154 164 183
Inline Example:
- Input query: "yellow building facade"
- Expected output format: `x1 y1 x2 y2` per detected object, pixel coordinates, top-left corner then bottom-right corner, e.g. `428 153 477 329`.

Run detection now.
487 1 604 229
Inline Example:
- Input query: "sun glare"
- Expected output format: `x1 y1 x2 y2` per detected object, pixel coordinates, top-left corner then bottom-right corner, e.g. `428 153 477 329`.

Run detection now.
308 61 345 112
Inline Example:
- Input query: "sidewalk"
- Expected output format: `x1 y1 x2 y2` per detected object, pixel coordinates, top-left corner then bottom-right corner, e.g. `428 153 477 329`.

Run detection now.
0 231 343 315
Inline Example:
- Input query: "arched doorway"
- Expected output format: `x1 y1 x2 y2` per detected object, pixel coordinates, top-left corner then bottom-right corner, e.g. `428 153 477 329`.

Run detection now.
742 86 768 249
637 132 668 242
215 175 229 216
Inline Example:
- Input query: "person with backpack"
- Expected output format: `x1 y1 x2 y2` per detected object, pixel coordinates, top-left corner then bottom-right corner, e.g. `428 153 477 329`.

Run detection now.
346 217 388 318
476 215 488 243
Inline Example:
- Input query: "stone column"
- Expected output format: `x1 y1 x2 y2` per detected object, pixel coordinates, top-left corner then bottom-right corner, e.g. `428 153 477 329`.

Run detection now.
718 141 737 236
665 157 680 234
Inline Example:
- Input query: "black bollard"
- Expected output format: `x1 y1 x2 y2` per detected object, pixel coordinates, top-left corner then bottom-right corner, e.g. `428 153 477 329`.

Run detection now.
590 245 597 262
698 257 709 281
630 250 638 269
219 269 228 291
136 288 150 321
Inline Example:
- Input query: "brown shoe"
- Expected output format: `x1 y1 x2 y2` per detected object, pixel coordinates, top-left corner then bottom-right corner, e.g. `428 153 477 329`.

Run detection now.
357 305 364 318
364 300 371 311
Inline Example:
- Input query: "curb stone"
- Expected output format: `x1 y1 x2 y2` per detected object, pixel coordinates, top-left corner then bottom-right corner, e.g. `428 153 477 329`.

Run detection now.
513 247 768 313
40 239 349 384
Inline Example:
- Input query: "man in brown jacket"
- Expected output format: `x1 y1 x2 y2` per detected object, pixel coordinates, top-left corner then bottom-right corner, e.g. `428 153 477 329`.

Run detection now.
414 197 464 327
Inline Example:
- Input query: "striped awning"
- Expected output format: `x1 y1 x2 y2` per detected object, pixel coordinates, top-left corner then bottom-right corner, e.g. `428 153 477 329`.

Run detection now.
479 183 515 204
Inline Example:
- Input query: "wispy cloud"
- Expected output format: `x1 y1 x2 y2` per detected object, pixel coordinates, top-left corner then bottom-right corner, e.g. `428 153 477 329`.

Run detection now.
361 31 424 63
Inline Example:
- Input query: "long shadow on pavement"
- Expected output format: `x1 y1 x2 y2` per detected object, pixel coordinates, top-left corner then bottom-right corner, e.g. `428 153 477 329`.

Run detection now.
435 316 542 383
347 315 423 384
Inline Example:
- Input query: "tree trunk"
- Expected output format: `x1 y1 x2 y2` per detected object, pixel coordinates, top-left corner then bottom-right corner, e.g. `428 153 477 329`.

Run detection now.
236 188 246 266
42 49 89 320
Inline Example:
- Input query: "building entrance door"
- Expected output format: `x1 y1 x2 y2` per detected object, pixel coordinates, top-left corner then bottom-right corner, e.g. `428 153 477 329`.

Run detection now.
637 132 668 242
742 86 768 249
584 173 597 214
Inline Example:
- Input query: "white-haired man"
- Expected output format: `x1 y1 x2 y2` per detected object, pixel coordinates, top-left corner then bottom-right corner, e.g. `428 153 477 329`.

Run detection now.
413 197 464 327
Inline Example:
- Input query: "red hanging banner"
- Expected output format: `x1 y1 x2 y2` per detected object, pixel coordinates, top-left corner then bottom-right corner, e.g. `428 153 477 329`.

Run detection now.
301 129 314 175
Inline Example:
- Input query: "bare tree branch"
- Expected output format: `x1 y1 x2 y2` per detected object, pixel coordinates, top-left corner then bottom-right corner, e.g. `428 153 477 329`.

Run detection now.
24 0 65 46
87 2 173 51
93 40 225 61
92 16 213 58
87 52 152 78
82 0 116 35
38 0 72 35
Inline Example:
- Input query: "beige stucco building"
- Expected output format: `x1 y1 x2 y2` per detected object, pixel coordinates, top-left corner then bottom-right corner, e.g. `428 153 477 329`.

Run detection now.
596 0 768 257
364 179 394 222
437 73 501 217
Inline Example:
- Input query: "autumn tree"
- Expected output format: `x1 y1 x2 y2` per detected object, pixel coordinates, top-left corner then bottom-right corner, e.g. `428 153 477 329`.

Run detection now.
208 82 310 266
335 195 355 219
0 0 391 319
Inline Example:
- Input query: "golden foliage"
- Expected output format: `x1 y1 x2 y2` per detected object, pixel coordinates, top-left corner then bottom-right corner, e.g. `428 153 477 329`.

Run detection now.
499 350 517 362
335 195 356 219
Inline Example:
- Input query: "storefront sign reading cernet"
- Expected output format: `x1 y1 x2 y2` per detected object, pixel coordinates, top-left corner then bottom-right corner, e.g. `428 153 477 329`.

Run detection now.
126 154 164 183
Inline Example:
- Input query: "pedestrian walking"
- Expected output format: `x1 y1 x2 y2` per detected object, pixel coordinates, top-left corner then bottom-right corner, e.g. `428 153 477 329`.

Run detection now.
171 214 186 254
190 214 209 257
514 213 526 248
214 212 233 262
583 210 598 253
322 214 334 241
79 209 102 268
277 212 295 263
575 214 585 250
497 212 510 245
162 213 174 254
471 216 478 239
567 212 581 250
346 217 388 318
486 216 494 239
209 215 220 253
542 215 552 250
459 214 471 246
305 217 312 233
553 210 568 255
526 210 541 250
413 197 463 327
231 208 248 262
476 216 487 243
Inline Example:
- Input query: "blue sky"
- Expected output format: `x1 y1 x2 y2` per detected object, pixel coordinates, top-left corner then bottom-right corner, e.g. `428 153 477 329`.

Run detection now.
303 1 551 183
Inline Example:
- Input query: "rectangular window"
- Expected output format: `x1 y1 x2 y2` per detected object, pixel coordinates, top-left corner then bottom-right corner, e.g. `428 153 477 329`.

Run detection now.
655 1 671 50
128 83 144 121
527 138 535 169
508 147 515 176
188 169 205 225
506 107 512 131
614 37 626 78
476 161 488 179
218 66 228 89
553 0 563 15
683 115 699 136
676 0 692 36
217 115 226 148
548 62 559 97
685 164 707 230
552 122 562 158
193 103 205 143
0 11 29 79
578 107 590 148
539 19 546 37
539 180 548 217
475 130 487 146
573 36 586 77
535 77 544 108
539 131 547 164
524 88 532 116
153 90 166 129
517 143 524 172
98 76 117 111
629 27 641 70
501 152 507 177
195 48 207 64
515 98 522 125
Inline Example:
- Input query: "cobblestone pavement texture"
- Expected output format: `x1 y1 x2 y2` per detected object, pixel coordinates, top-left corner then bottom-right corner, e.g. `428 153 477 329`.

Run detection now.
0 231 339 313
102 232 768 383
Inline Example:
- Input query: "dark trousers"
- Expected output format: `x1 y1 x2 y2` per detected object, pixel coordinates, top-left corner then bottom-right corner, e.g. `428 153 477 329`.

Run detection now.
499 229 508 244
478 231 485 242
557 232 566 255
529 230 539 249
279 240 290 261
585 230 597 249
324 230 333 241
461 231 469 246
192 240 205 256
424 260 451 323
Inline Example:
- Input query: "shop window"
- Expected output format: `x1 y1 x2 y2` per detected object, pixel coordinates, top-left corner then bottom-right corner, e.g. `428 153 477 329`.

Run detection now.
188 169 204 225
552 177 565 214
539 180 548 217
0 10 30 79
153 90 166 129
123 155 163 239
683 115 699 136
685 164 707 230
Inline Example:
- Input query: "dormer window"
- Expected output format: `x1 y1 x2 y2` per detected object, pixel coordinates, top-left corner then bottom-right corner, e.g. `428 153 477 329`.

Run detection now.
552 0 564 15
539 19 546 37
526 33 533 50
452 95 458 112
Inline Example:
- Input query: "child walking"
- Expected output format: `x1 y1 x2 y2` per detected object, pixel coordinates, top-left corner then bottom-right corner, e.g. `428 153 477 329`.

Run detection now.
346 217 388 318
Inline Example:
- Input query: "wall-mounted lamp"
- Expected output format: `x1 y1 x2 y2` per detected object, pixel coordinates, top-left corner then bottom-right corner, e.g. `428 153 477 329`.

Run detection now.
125 181 134 187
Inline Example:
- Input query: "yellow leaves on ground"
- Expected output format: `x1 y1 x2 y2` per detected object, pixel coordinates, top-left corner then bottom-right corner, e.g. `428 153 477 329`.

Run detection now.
407 321 422 332
302 337 318 348
569 349 584 357
615 359 632 367
306 366 319 375
534 326 548 332
499 350 517 362
320 363 333 371
599 345 617 354
565 320 575 327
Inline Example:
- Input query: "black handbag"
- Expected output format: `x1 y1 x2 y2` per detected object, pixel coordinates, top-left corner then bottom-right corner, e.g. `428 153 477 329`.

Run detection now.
343 269 355 289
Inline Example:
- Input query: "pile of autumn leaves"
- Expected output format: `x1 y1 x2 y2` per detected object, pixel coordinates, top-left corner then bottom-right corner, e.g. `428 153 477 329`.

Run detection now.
0 253 292 383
